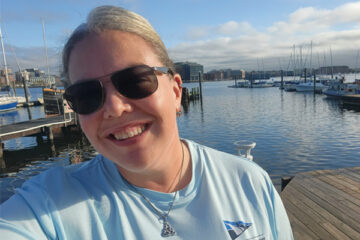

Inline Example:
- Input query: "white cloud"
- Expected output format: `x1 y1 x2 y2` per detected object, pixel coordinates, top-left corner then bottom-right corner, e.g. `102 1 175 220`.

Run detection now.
5 44 61 74
169 2 360 71
216 21 254 36
184 20 255 41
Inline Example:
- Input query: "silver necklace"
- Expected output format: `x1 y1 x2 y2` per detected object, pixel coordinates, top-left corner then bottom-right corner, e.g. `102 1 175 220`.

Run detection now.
123 141 185 237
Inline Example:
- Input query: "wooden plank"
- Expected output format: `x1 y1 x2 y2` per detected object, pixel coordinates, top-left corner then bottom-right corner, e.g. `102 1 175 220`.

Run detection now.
298 178 360 237
319 174 360 196
284 181 360 239
336 171 360 191
340 168 360 183
321 222 352 240
282 187 334 239
340 199 360 215
306 175 360 207
284 179 360 238
284 205 320 240
0 114 77 141
334 174 360 192
296 177 360 231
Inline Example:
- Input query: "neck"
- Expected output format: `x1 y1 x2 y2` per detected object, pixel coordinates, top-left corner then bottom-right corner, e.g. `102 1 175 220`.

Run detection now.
119 139 192 193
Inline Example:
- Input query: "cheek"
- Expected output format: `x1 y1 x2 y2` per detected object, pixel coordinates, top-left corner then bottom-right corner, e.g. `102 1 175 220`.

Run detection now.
79 115 97 137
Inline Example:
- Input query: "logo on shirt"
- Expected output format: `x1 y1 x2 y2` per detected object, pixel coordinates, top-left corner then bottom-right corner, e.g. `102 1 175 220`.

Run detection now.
223 220 252 240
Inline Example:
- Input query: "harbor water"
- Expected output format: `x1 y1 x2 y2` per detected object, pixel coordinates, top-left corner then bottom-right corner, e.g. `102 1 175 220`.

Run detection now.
1 82 360 203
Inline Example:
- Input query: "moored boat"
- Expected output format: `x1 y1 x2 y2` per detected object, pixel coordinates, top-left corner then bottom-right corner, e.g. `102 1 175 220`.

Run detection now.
0 26 18 112
43 87 65 114
251 80 274 88
341 94 360 106
0 95 18 112
295 81 327 93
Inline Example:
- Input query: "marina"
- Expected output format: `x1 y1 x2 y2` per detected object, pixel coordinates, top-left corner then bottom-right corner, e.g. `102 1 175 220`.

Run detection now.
0 83 360 240
1 83 359 180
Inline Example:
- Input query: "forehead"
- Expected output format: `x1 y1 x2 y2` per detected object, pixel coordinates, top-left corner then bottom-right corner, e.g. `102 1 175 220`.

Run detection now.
68 31 161 84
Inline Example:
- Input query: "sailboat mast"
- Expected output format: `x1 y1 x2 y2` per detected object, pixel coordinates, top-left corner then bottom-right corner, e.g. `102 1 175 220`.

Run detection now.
330 47 333 79
0 25 10 86
42 18 50 85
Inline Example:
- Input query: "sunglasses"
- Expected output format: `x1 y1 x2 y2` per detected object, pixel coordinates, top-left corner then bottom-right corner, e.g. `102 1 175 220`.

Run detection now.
64 65 173 115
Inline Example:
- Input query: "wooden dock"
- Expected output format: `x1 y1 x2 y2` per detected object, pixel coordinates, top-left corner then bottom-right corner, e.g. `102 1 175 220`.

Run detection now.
280 167 360 239
0 113 79 167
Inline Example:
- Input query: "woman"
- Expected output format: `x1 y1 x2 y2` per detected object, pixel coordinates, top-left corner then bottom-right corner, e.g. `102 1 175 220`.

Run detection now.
0 6 293 239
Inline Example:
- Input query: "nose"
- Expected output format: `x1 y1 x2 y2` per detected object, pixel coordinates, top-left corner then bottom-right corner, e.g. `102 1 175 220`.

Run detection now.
102 82 133 119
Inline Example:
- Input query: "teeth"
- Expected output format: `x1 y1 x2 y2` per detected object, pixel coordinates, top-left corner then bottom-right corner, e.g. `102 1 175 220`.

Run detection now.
113 125 146 140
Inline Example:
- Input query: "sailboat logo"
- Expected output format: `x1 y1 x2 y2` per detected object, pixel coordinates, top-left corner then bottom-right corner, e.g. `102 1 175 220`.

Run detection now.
223 220 252 239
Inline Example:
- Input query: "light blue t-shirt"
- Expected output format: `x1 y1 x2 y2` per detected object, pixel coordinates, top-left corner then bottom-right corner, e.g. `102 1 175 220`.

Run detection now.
0 139 293 239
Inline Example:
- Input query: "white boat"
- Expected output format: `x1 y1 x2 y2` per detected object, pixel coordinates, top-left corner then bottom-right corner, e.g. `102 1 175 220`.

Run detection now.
0 95 18 112
251 80 274 88
0 26 18 111
295 81 327 93
323 82 358 98
323 80 360 106
233 80 250 88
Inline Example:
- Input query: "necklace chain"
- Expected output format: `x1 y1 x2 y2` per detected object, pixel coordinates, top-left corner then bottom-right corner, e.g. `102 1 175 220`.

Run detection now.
123 141 185 237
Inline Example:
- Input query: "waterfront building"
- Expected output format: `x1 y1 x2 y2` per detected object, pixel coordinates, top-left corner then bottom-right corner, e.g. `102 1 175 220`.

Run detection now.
175 62 204 82
0 68 15 86
316 65 350 75
28 75 56 86
13 68 57 86
15 70 31 84
230 69 246 79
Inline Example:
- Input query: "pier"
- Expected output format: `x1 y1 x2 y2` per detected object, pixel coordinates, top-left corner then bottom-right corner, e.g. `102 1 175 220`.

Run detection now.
280 167 360 239
182 87 201 104
0 113 79 168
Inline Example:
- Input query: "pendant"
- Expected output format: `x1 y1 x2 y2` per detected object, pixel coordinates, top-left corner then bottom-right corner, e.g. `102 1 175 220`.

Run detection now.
161 220 176 237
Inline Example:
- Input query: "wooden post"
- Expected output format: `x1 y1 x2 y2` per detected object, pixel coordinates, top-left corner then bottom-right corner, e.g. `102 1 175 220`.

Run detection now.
36 133 43 145
314 72 316 93
198 71 203 102
22 76 30 104
0 140 5 169
250 72 253 88
45 127 56 157
280 70 284 90
304 68 307 83
281 176 294 191
46 127 54 141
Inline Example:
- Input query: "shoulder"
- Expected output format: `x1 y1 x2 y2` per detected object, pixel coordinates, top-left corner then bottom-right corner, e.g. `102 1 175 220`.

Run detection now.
185 139 272 189
18 154 107 198
186 139 267 175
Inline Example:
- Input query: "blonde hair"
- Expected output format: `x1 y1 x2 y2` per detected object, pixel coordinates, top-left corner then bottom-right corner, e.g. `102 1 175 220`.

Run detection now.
62 5 175 84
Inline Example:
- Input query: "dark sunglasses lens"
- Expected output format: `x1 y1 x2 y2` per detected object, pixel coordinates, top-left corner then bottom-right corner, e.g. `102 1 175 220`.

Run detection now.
112 66 158 99
65 81 103 114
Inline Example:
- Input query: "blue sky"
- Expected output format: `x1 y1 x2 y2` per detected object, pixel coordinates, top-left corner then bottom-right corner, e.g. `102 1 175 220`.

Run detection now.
1 0 360 74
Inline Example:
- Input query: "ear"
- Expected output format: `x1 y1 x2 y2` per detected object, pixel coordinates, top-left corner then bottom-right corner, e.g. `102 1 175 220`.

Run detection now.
172 73 183 112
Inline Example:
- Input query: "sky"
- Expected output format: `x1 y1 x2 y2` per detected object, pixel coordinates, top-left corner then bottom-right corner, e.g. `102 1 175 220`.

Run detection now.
1 0 360 75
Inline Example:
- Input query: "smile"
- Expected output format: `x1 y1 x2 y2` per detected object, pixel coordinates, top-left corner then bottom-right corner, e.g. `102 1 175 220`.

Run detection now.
111 124 147 140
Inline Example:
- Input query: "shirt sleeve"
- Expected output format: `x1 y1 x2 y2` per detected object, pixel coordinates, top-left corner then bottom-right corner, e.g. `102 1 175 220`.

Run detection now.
0 193 48 240
266 174 294 240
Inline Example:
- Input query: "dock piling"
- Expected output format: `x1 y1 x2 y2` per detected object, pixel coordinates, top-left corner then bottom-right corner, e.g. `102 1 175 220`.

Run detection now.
0 113 79 167
198 71 203 103
0 140 5 168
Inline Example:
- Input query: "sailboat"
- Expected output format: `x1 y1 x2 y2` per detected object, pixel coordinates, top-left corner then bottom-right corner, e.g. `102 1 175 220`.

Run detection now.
0 25 18 112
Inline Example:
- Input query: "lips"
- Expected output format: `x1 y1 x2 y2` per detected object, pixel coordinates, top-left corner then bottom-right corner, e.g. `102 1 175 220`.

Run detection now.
110 124 147 141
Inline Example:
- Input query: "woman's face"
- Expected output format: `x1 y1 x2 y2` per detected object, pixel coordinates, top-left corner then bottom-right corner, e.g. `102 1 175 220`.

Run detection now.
68 30 182 175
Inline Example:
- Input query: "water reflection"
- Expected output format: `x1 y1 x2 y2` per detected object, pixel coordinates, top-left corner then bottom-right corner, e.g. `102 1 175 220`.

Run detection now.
323 97 360 114
178 81 360 190
0 132 97 203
